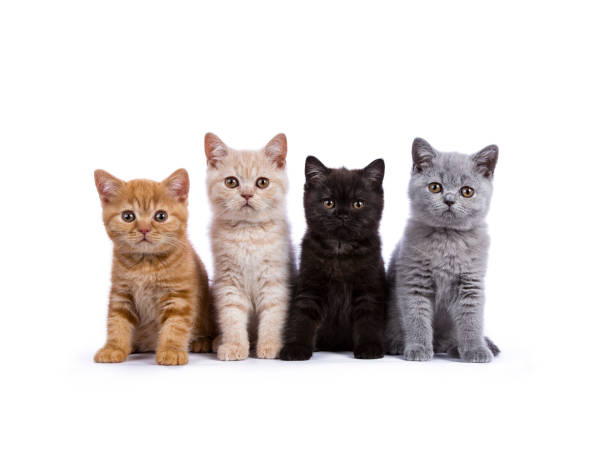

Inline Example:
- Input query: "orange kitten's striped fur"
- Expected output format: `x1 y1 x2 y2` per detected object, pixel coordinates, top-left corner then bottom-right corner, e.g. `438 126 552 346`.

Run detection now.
93 168 214 365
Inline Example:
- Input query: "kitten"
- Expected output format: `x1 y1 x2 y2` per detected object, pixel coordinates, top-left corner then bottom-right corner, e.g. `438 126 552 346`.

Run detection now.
280 156 386 360
93 169 214 365
205 133 294 360
385 138 500 363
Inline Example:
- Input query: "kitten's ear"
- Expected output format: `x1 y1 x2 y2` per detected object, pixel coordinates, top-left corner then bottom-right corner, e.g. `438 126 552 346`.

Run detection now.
163 168 190 202
264 133 288 168
305 156 329 185
204 132 228 168
412 137 436 172
94 169 123 204
472 145 499 178
363 159 385 187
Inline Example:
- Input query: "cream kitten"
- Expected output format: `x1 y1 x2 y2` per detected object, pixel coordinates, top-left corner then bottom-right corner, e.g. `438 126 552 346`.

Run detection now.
205 133 294 360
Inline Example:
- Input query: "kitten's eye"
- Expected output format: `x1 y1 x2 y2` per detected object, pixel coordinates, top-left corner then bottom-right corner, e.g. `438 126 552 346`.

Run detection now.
154 210 168 222
428 183 442 193
121 211 135 222
461 186 475 198
323 199 335 209
353 200 365 209
225 177 239 188
256 177 269 189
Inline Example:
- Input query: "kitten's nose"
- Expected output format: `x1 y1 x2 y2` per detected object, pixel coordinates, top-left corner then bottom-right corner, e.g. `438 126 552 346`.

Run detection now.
139 228 150 235
443 194 456 206
241 193 253 201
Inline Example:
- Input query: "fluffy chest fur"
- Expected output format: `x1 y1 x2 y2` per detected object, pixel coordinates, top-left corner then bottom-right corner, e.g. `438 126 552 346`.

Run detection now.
405 221 489 301
299 234 386 350
304 235 383 285
428 230 479 276
112 250 194 324
211 220 292 301
320 245 365 282
126 272 165 324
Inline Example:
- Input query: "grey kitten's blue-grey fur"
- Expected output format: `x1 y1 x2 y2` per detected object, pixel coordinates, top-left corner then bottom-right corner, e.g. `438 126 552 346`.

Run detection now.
385 138 500 363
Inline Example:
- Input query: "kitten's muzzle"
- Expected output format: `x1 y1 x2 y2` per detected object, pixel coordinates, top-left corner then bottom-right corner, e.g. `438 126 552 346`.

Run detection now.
137 227 151 242
443 194 456 207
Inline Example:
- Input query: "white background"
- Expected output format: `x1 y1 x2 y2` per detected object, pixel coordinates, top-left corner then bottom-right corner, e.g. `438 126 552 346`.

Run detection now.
1 1 610 458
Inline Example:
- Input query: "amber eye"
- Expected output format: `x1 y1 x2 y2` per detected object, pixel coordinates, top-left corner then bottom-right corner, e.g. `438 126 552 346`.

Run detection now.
225 177 239 188
154 210 168 222
461 186 475 198
353 200 365 209
121 211 135 222
256 177 269 189
428 182 442 193
323 199 335 209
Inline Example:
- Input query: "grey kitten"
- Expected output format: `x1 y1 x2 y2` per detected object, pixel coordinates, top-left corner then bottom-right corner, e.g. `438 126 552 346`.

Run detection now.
385 138 500 363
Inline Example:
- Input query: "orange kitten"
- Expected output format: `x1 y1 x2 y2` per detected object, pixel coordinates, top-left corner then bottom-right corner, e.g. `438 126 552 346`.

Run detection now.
93 168 214 365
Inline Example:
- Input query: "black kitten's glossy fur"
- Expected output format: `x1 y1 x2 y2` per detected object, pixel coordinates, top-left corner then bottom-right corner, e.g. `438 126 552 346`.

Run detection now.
280 156 386 360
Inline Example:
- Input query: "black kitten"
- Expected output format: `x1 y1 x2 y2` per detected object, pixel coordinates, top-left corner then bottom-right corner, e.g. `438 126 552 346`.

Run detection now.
280 156 386 360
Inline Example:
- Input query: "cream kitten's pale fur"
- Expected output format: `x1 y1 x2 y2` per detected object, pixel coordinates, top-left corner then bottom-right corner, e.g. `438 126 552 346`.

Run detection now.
205 133 294 360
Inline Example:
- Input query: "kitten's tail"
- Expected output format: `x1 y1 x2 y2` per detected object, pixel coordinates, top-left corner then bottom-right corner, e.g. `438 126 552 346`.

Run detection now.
484 336 501 356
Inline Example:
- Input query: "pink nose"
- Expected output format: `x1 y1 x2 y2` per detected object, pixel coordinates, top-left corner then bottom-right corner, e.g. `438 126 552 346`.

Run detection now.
241 193 253 201
139 228 150 235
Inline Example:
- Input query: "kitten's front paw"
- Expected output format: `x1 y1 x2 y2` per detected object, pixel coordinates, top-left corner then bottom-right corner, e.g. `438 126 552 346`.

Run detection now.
94 346 127 363
279 343 313 361
156 349 189 366
354 342 384 359
385 340 404 356
256 340 282 359
460 346 493 363
212 335 221 353
446 346 460 359
402 344 434 361
190 337 212 353
217 342 249 361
